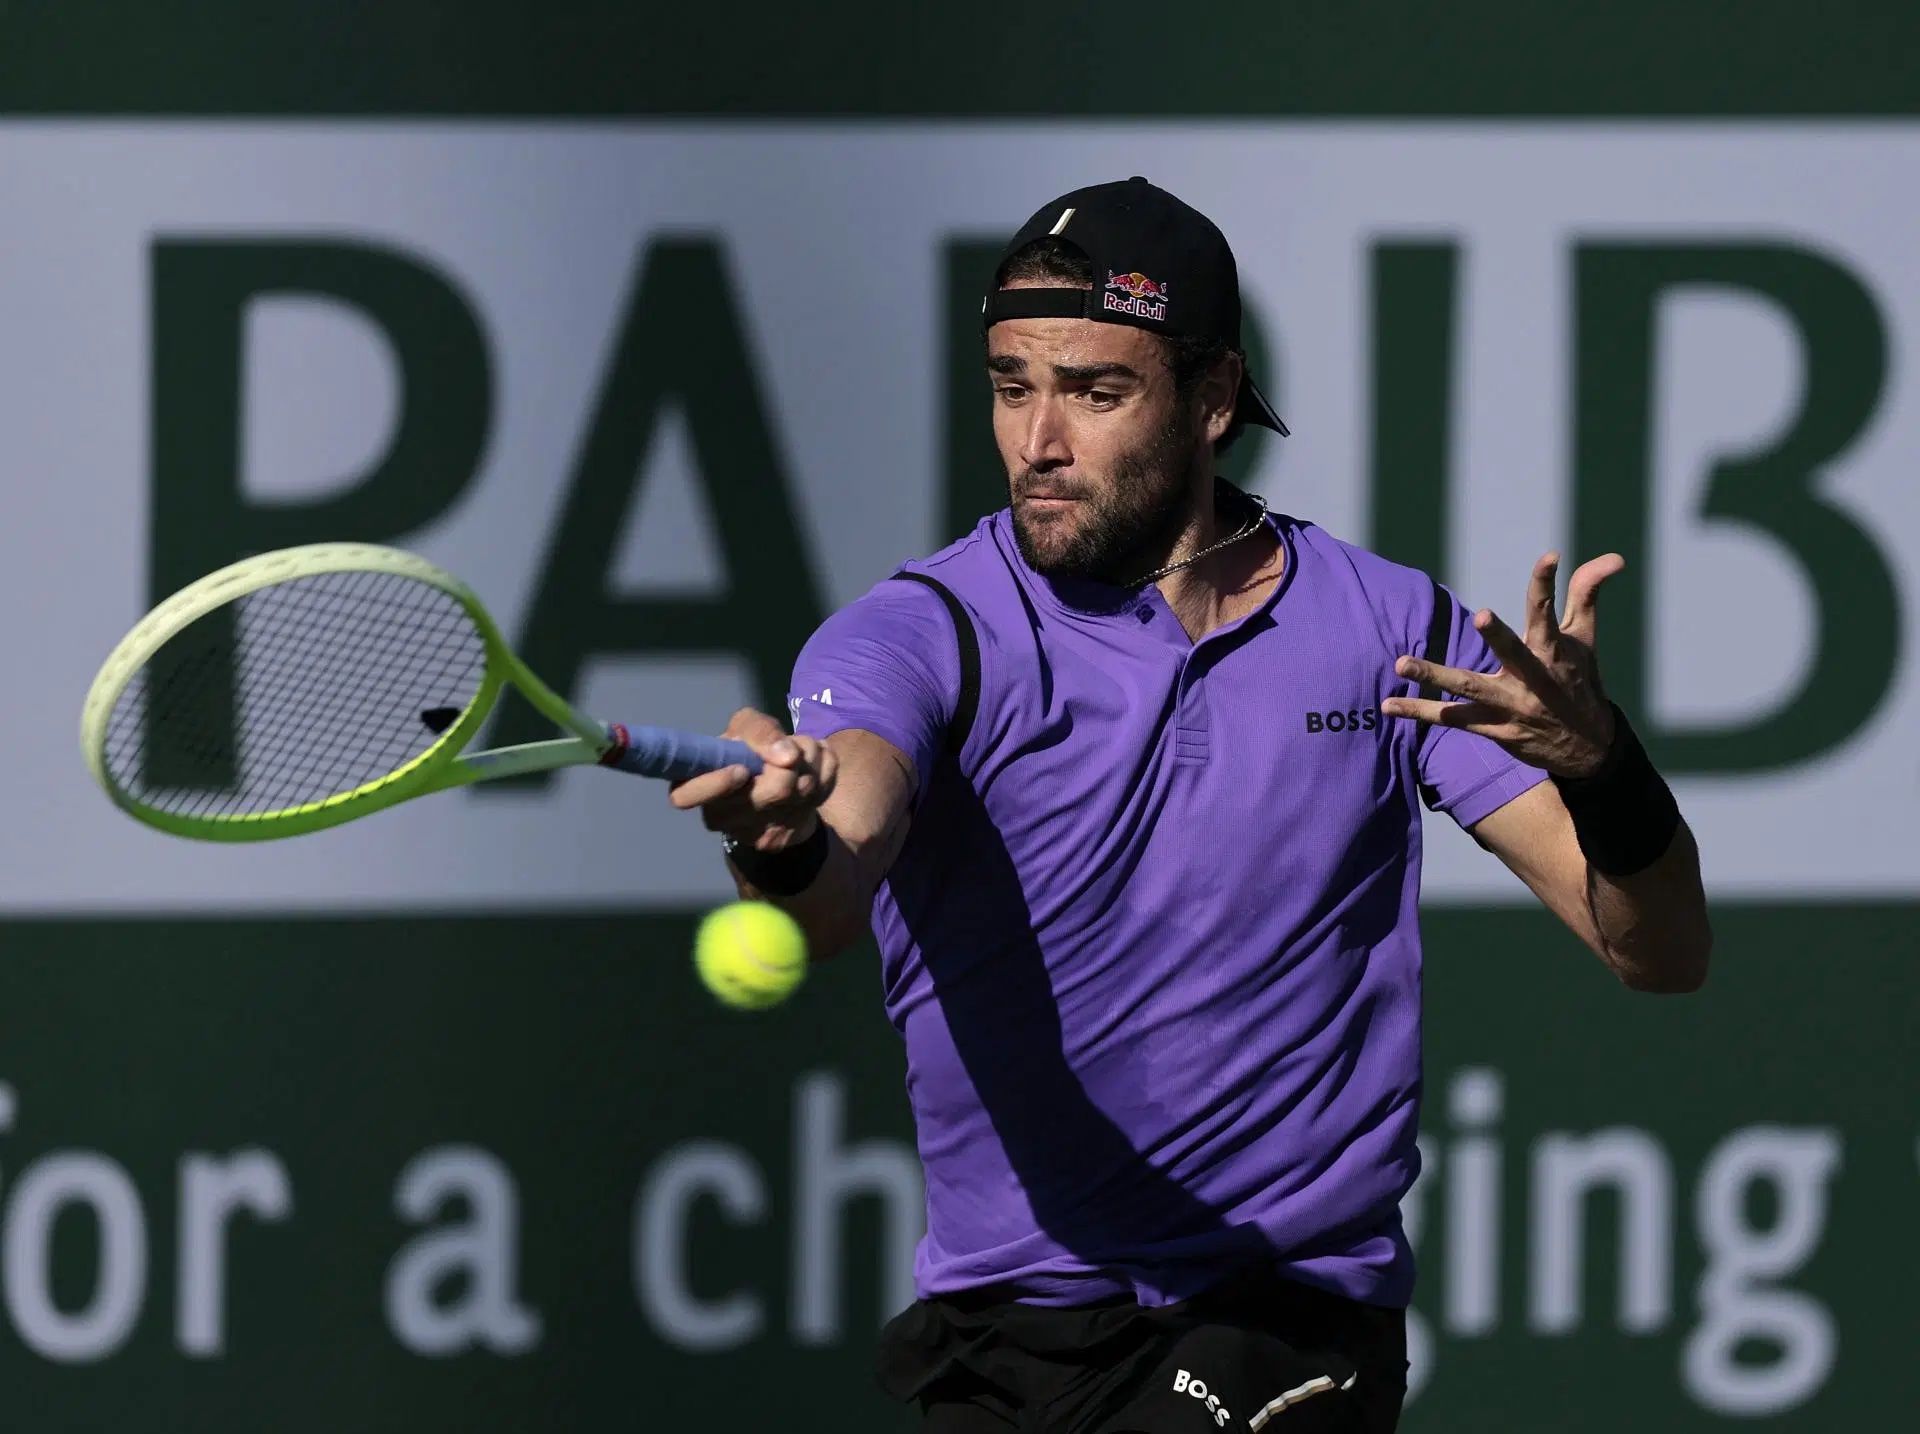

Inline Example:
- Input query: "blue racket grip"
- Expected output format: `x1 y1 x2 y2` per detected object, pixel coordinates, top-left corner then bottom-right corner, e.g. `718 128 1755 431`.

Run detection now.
599 723 765 782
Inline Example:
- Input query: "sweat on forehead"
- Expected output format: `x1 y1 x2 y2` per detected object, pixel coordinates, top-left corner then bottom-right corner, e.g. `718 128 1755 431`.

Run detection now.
986 317 1169 373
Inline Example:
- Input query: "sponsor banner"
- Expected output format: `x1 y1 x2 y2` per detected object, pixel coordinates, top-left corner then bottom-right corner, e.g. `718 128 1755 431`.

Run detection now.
1 124 1914 910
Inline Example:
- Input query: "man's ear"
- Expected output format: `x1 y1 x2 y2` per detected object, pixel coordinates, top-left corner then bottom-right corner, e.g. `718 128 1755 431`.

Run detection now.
1201 351 1243 445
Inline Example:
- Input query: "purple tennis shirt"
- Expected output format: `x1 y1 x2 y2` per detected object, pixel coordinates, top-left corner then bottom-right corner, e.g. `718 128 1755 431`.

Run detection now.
788 508 1545 1310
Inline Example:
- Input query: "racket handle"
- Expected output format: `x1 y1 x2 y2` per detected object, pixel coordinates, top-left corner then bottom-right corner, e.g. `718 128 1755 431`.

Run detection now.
599 723 766 781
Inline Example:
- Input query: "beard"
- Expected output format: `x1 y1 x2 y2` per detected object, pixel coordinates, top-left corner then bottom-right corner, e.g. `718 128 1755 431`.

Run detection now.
1009 409 1201 583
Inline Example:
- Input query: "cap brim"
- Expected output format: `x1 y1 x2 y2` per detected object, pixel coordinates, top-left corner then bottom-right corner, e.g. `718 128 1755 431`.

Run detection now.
1238 371 1289 436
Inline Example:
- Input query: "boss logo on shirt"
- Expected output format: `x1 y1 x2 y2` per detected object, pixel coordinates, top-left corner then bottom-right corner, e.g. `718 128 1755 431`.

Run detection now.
1170 1369 1231 1426
1305 707 1381 734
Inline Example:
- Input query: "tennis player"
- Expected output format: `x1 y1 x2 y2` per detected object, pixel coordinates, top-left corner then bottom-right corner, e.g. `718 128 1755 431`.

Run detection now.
670 177 1711 1432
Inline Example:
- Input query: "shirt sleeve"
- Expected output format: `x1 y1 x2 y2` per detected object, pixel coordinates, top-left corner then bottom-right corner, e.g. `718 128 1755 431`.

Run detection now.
1415 582 1550 829
788 579 960 806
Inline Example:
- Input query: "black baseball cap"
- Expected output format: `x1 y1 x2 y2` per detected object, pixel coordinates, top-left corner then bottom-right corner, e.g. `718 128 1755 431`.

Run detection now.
982 176 1288 436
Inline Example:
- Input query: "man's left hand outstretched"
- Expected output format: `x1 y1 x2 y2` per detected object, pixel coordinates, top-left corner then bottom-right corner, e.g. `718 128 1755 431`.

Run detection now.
1382 551 1628 778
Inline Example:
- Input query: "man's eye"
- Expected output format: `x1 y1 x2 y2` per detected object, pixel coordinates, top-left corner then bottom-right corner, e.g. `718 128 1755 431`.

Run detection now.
1083 390 1120 407
996 385 1028 402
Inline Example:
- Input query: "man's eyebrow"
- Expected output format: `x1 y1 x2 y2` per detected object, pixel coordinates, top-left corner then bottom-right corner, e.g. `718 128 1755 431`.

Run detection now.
1051 362 1144 383
984 357 1146 383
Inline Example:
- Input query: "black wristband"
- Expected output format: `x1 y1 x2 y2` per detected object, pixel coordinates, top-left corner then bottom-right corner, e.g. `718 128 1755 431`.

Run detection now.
1551 705 1681 877
723 821 830 897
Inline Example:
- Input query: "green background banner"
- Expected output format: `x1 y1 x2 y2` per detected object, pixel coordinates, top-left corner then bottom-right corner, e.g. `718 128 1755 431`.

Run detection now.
0 907 1910 1429
2 2 1918 115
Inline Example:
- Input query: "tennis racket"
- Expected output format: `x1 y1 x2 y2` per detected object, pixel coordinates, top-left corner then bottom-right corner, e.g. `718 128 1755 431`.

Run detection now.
80 542 763 842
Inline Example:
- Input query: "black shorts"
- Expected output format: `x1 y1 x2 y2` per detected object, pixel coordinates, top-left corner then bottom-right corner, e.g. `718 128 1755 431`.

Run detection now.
877 1267 1408 1433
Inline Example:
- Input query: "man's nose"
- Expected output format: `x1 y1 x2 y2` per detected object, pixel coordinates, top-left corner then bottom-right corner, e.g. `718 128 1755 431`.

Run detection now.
1019 400 1073 471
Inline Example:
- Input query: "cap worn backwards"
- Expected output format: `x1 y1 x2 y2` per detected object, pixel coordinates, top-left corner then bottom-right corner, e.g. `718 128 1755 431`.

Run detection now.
982 176 1288 436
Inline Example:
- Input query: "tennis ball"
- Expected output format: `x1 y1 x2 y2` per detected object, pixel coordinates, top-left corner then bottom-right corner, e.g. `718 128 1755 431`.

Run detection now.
694 901 808 1010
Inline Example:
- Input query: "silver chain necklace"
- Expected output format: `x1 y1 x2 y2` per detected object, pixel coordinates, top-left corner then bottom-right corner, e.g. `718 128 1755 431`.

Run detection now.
1127 490 1270 588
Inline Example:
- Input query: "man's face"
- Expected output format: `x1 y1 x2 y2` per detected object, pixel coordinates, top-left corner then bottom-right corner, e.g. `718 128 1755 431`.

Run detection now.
987 316 1202 583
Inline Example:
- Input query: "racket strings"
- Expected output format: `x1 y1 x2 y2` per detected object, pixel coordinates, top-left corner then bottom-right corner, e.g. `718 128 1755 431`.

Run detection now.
104 568 489 819
219 570 442 814
196 574 435 819
122 637 238 783
240 571 486 812
168 570 481 816
161 569 397 820
115 571 377 816
152 570 405 820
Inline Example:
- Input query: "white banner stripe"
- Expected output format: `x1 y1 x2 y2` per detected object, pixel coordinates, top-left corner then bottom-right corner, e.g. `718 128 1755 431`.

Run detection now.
2 123 1915 910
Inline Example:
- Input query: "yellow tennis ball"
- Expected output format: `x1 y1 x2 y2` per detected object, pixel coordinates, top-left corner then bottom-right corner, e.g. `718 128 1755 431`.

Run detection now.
694 901 808 1010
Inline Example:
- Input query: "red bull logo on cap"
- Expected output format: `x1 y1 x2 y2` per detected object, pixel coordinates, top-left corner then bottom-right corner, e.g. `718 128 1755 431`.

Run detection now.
1104 270 1169 321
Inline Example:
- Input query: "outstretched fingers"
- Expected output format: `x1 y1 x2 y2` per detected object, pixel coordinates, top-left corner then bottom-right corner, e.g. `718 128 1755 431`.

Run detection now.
1524 552 1562 652
1562 553 1627 641
1474 608 1554 690
1378 696 1515 739
1392 653 1501 704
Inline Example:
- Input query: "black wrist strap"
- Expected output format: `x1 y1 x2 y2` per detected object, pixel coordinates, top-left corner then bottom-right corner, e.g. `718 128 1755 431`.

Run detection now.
1551 705 1681 878
724 821 830 897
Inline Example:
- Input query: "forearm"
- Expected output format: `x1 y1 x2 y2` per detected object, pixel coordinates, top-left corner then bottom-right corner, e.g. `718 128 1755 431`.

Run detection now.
719 728 914 961
1586 817 1713 992
727 819 875 960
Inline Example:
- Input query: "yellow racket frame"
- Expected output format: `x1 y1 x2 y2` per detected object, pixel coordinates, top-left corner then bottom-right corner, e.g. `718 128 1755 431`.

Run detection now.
80 543 615 842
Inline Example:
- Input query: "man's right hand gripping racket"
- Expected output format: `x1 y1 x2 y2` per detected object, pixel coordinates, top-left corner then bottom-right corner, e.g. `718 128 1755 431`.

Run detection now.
80 543 762 841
